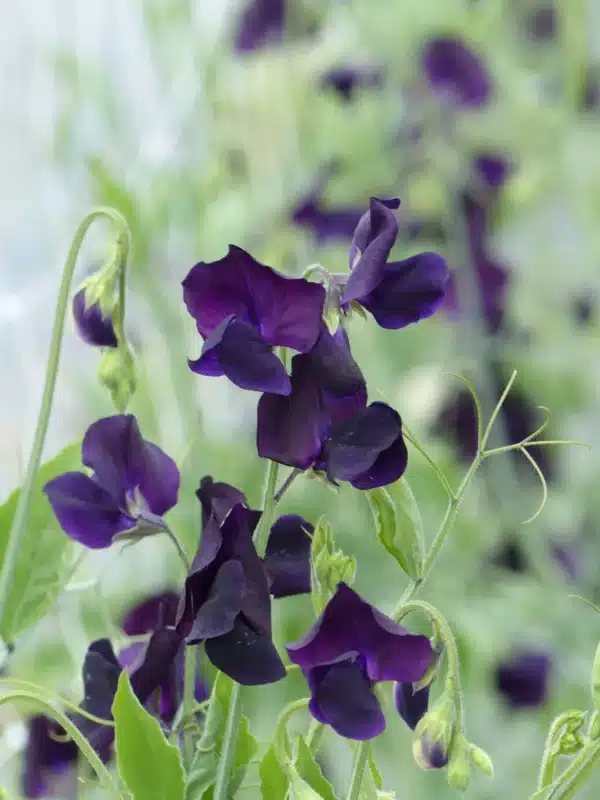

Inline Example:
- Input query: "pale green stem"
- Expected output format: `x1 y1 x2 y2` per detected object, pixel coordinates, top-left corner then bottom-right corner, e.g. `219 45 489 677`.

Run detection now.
345 741 370 800
0 690 122 798
0 678 114 727
163 523 191 571
182 645 198 770
0 207 130 636
213 682 243 800
253 458 281 556
305 720 324 754
545 739 600 799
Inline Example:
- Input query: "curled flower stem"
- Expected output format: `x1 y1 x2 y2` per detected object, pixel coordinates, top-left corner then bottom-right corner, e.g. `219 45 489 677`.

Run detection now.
182 645 198 770
213 682 244 800
0 207 131 639
539 739 600 799
402 425 456 500
0 678 115 727
273 698 310 775
345 741 370 800
0 689 123 798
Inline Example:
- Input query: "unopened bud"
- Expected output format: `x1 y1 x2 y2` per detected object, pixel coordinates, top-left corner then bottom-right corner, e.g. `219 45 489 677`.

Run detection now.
412 693 455 770
311 518 355 614
469 743 494 778
98 344 136 411
447 737 471 791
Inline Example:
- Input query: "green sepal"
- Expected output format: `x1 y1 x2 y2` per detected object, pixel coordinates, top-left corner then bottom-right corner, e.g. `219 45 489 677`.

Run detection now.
310 517 356 615
98 342 136 411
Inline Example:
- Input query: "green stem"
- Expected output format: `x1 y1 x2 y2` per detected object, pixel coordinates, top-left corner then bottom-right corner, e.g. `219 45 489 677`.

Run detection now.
544 739 600 799
274 698 310 774
346 741 369 800
163 524 191 571
305 720 325 754
253 458 280 556
0 207 130 635
182 645 198 769
213 682 243 800
0 690 122 798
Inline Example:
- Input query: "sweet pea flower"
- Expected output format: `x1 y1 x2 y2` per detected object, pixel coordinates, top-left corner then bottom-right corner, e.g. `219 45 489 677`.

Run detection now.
72 288 118 348
422 36 492 108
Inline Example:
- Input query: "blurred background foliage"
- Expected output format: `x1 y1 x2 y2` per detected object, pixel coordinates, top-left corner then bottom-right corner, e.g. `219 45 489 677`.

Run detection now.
1 0 600 796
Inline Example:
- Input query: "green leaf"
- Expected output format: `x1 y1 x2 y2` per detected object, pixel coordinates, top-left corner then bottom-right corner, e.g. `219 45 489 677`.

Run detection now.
259 744 289 800
113 671 185 800
289 769 326 800
366 478 425 580
229 713 259 795
367 746 383 790
0 441 80 641
294 736 337 800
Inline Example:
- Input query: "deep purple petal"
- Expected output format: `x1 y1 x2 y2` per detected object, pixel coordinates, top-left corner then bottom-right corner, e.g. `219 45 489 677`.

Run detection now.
187 560 245 643
343 198 401 303
257 354 325 469
474 154 511 192
395 682 430 730
188 316 292 395
325 402 407 487
348 428 409 491
130 628 184 707
264 515 313 598
495 649 552 708
205 616 286 685
422 36 491 108
233 0 285 52
182 245 325 352
287 583 433 684
359 252 449 329
43 471 133 548
81 415 179 516
307 326 365 399
75 639 122 761
121 592 180 635
72 289 118 348
197 476 247 530
308 660 386 740
22 716 78 799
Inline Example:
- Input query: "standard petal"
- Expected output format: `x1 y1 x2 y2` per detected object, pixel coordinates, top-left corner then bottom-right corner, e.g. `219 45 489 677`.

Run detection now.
197 476 246 530
287 583 433 684
189 315 291 395
44 471 132 548
264 514 313 598
359 253 449 329
395 682 430 730
422 37 491 108
348 426 408 490
135 441 180 517
205 616 286 685
72 289 118 348
324 403 405 484
257 354 325 468
81 414 143 501
307 326 365 398
130 628 184 706
186 560 245 643
344 198 401 302
182 246 325 352
308 660 386 740
121 592 180 635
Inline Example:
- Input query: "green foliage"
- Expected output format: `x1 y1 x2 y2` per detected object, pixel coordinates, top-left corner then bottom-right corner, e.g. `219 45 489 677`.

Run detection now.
0 441 80 642
260 744 289 800
294 736 337 800
113 671 185 800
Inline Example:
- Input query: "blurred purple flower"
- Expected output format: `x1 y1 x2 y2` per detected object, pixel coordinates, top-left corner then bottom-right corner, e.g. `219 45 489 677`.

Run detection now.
258 325 409 489
72 289 118 348
422 36 492 108
395 682 431 730
287 583 434 739
233 0 285 52
183 245 325 395
572 293 595 326
320 66 383 102
44 415 179 549
526 5 556 41
293 198 364 244
22 716 78 799
495 648 551 708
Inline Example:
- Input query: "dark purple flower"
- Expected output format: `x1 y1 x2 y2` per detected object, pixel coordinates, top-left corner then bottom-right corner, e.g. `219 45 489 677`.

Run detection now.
258 325 408 489
293 198 364 244
581 68 600 111
474 154 511 193
120 592 208 724
495 648 551 708
287 583 434 740
526 5 556 41
489 536 529 574
573 293 595 326
341 198 449 330
183 245 325 395
395 682 430 730
422 36 492 108
442 253 509 334
72 288 118 348
263 514 313 597
176 494 286 685
233 0 284 52
22 716 78 798
320 66 383 102
44 415 180 549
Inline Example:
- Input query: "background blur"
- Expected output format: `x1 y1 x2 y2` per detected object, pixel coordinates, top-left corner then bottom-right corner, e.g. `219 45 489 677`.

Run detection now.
1 0 600 797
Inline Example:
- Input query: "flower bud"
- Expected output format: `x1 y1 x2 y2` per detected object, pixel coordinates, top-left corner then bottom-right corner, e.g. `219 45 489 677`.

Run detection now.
412 693 455 770
447 736 471 791
468 743 494 777
310 518 356 615
98 344 136 411
395 682 430 730
72 286 118 348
